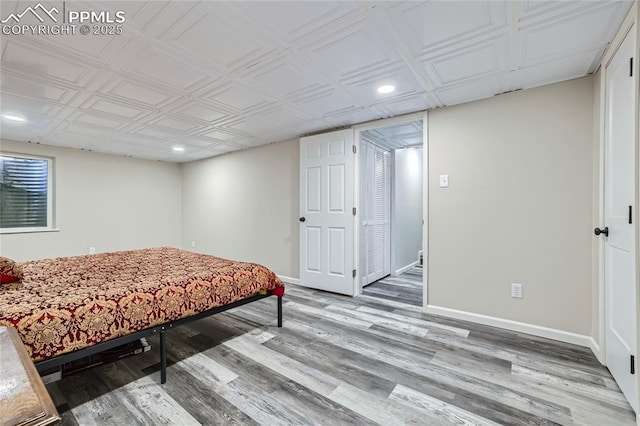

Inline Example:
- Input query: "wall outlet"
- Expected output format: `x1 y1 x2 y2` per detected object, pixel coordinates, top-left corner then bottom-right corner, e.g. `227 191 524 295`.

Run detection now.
511 283 523 299
191 241 196 248
439 174 449 188
89 247 96 255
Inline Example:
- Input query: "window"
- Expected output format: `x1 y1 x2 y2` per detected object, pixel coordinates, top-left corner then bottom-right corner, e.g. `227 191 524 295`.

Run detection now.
0 154 53 232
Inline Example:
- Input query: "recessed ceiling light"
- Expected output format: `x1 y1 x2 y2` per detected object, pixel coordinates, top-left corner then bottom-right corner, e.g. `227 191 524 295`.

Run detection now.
172 146 185 152
377 85 395 94
3 114 26 122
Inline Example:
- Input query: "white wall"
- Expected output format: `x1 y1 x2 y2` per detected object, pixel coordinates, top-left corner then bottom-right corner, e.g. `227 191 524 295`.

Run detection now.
427 76 594 336
181 139 299 278
0 139 182 261
393 147 423 274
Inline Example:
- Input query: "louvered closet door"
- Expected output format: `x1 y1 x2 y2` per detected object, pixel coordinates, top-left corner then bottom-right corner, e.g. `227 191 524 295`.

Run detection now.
360 141 391 287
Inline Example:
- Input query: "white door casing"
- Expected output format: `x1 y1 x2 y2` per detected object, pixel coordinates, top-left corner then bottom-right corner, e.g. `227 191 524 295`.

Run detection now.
299 129 355 296
603 24 637 413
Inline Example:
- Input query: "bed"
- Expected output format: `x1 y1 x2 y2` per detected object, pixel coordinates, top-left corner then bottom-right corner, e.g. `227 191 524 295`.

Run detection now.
0 247 284 383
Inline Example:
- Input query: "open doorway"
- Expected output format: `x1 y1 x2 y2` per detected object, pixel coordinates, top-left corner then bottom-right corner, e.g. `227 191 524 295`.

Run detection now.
358 120 424 307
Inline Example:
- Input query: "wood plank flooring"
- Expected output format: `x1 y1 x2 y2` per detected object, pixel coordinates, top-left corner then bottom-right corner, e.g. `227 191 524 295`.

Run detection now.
362 266 423 306
46 283 635 425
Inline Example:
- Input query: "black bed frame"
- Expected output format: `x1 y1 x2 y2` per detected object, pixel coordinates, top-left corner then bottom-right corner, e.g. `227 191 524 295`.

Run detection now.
35 293 283 384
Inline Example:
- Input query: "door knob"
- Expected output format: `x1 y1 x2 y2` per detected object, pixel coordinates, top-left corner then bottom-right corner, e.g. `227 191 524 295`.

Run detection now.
594 227 609 237
299 217 306 222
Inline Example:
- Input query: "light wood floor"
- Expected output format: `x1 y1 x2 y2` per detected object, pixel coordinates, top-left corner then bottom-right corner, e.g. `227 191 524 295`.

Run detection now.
362 266 423 306
47 283 635 425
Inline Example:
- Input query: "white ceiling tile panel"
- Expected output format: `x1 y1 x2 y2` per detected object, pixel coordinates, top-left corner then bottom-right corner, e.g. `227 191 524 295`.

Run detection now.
428 36 509 85
173 103 228 124
206 83 273 113
224 116 282 135
305 25 399 78
343 66 426 105
2 40 94 85
130 1 201 40
179 138 217 149
166 3 272 72
286 84 334 103
244 57 326 99
73 112 125 129
102 79 175 108
520 49 601 89
521 2 630 65
62 122 112 137
1 72 72 103
436 77 501 107
386 1 507 55
520 0 571 17
115 133 166 147
223 142 250 152
32 26 132 64
81 97 150 120
150 116 202 132
201 130 238 142
131 126 174 139
1 125 34 142
0 93 58 115
125 47 217 92
291 88 355 118
323 106 381 126
226 1 360 45
258 106 312 124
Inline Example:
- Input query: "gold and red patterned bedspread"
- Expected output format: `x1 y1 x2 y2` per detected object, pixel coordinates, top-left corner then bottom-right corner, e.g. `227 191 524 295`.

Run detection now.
0 247 283 362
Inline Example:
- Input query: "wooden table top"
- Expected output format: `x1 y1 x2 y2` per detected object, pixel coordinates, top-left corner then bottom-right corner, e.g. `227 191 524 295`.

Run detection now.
0 326 60 426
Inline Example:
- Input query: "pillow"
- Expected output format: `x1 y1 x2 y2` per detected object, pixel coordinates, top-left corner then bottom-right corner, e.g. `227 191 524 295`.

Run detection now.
0 256 23 284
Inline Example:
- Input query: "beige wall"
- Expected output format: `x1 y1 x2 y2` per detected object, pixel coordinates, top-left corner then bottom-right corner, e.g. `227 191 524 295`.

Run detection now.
181 139 299 278
427 77 594 335
0 139 182 261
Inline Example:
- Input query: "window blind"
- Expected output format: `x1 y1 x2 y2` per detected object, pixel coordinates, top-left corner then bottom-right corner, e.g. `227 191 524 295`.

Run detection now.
0 155 48 229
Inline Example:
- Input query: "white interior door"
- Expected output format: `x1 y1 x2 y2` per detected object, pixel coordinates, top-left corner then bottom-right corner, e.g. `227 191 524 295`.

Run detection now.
603 25 637 413
360 140 391 286
299 129 355 295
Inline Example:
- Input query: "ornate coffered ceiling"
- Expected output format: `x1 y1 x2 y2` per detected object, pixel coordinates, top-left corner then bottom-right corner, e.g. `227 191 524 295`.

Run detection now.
0 1 632 162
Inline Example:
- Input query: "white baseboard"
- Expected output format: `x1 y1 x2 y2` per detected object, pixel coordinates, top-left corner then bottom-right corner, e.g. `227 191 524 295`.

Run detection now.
277 275 299 286
394 260 419 277
589 338 604 364
425 304 595 349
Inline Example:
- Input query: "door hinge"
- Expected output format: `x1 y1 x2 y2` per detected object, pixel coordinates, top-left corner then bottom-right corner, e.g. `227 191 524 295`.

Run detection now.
352 269 356 278
353 145 357 154
630 206 633 224
353 207 356 216
632 355 635 375
631 57 634 77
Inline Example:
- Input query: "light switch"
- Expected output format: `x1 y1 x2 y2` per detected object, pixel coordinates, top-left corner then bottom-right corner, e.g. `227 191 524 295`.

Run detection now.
439 174 449 188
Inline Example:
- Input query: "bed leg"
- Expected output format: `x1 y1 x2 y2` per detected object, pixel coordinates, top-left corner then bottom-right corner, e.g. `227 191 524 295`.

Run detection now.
160 330 167 384
277 296 283 327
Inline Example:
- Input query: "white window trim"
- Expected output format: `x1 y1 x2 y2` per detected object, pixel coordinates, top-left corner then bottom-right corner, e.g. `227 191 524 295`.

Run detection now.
0 152 55 234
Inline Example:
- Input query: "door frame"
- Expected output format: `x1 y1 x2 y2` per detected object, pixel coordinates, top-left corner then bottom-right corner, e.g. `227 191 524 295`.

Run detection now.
595 0 639 395
351 111 428 302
